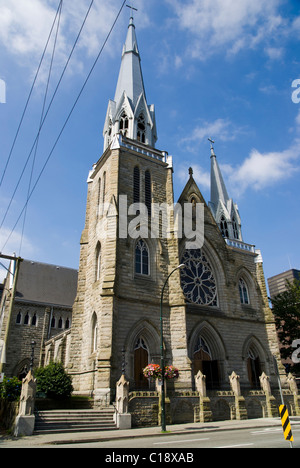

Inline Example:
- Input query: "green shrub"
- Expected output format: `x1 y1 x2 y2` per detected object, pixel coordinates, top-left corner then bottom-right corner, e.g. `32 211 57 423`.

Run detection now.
0 376 22 401
35 362 73 400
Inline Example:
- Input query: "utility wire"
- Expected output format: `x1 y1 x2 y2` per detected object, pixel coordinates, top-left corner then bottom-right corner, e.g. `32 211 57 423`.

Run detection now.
1 0 127 253
0 0 63 189
0 0 95 231
19 0 63 256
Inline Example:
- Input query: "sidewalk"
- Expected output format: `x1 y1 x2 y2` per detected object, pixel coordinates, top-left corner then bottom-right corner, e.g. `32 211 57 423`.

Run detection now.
1 417 300 447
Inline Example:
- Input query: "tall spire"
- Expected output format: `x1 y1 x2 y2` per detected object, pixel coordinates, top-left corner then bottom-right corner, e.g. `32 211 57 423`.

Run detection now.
208 140 243 241
114 16 145 107
103 16 157 151
210 142 229 208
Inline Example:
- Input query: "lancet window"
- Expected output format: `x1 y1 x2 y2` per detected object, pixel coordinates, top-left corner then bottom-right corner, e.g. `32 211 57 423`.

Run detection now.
239 278 249 305
220 216 229 238
137 113 146 143
119 112 129 136
135 239 149 276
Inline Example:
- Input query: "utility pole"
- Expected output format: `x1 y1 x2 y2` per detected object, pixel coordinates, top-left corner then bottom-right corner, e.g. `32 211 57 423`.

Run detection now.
0 254 23 374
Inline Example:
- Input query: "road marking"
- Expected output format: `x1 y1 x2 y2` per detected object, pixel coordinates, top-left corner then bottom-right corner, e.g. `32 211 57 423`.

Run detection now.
153 438 210 445
251 428 282 434
215 443 254 449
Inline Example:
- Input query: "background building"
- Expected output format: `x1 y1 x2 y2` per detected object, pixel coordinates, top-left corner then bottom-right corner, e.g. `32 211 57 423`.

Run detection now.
268 269 300 298
0 259 77 379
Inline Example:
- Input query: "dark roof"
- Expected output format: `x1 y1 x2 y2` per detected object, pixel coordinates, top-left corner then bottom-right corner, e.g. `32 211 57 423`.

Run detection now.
15 260 78 307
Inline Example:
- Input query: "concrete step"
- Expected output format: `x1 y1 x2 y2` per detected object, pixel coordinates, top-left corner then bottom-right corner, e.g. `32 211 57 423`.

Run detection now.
34 408 117 434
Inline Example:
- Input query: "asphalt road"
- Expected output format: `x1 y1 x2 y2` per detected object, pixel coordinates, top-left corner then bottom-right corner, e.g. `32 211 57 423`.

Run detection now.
1 421 299 450
36 425 300 449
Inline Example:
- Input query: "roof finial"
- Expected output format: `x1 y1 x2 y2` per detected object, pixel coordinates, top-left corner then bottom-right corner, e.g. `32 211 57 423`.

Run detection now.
189 167 193 178
208 137 215 157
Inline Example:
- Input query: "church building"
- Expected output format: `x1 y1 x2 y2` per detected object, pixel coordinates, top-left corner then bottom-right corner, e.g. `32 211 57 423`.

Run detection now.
67 15 281 413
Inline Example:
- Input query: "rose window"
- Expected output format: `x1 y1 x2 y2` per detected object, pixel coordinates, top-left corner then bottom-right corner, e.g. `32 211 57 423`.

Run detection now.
180 249 218 306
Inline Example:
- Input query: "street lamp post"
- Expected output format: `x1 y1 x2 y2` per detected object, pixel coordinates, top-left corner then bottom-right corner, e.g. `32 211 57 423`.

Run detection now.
160 264 185 432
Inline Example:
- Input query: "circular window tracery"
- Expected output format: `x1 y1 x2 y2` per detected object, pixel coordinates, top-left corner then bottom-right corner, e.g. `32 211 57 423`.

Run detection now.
180 249 218 306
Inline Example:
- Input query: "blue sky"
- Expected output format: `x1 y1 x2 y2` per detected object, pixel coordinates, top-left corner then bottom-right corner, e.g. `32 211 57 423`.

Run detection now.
0 0 300 290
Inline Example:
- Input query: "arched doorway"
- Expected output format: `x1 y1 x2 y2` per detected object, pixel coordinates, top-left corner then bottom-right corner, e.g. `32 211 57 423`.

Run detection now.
193 336 220 389
247 347 262 389
134 337 149 389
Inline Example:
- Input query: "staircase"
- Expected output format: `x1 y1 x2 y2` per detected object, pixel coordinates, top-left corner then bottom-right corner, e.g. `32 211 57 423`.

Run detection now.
34 407 117 434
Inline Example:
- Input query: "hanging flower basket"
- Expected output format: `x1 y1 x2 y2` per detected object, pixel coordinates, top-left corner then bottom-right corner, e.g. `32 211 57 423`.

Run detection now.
143 364 162 380
164 365 179 380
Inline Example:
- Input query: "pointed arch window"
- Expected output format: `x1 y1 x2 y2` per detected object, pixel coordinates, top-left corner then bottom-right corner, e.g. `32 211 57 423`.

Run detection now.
137 113 146 143
16 311 22 325
97 177 101 217
102 172 106 205
24 312 29 325
145 170 151 216
239 278 249 305
133 166 140 204
135 239 149 276
119 112 129 136
95 242 101 282
220 216 229 238
91 313 98 354
232 216 239 239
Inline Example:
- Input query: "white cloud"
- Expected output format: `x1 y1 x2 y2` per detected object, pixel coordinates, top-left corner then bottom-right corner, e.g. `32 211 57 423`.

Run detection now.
0 0 128 75
231 146 299 192
181 118 246 148
225 110 300 194
177 164 210 192
178 112 300 197
167 0 287 59
264 47 284 60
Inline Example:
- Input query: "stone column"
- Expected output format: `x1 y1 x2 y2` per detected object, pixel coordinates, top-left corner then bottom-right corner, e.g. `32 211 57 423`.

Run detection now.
14 370 36 436
260 372 277 418
229 371 247 420
115 374 131 429
195 371 212 422
287 373 300 416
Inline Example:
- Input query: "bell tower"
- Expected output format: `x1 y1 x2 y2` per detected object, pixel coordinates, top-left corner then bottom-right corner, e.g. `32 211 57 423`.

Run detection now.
69 16 191 403
103 16 157 150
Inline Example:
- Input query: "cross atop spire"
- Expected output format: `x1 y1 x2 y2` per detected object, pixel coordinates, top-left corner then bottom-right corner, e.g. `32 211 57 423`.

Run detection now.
208 137 215 157
126 4 138 19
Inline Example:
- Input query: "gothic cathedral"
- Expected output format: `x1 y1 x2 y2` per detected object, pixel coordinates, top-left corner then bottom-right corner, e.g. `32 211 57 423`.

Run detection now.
68 17 280 405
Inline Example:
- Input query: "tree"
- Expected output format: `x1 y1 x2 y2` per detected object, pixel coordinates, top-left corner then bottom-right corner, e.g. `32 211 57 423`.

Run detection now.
271 279 300 374
35 362 73 400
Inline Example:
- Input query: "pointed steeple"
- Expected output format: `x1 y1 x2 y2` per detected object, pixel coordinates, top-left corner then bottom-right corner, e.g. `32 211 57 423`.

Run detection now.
103 17 157 151
210 143 229 208
208 140 243 242
114 17 145 107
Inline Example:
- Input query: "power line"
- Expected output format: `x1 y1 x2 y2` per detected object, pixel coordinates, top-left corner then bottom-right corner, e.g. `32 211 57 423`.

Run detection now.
0 0 63 189
0 0 95 231
19 0 64 257
1 0 127 253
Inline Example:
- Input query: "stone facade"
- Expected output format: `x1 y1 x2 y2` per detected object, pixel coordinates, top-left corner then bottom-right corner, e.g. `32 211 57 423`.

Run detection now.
0 260 77 378
66 17 284 418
